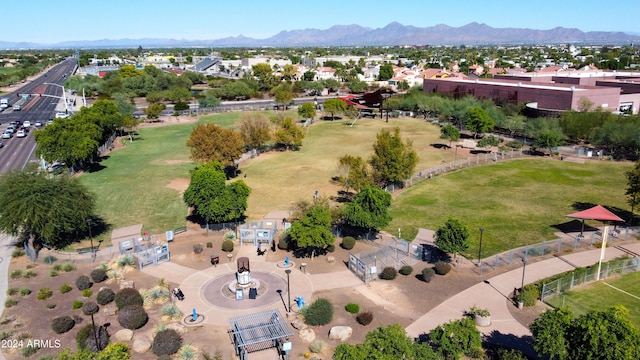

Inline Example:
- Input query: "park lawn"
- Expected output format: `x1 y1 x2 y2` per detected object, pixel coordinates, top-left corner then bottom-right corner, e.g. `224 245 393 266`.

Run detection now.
387 159 630 257
545 271 640 328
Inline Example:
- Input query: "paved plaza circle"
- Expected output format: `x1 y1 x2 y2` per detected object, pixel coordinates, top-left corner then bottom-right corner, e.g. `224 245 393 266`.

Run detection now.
201 271 287 310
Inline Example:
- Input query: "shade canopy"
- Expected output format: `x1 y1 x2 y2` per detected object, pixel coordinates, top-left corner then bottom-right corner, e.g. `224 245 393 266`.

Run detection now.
566 205 624 222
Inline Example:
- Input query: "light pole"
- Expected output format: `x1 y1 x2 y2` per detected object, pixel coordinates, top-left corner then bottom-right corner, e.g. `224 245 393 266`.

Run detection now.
44 82 68 112
520 257 528 309
285 270 292 314
478 228 484 264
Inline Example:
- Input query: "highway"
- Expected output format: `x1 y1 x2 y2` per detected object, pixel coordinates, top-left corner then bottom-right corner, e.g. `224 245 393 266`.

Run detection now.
0 58 77 175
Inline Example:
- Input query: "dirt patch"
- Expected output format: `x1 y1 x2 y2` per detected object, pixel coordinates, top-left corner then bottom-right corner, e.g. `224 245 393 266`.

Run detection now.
166 178 190 193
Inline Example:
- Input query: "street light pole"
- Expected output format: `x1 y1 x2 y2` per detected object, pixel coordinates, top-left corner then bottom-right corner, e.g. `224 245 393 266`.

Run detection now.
44 82 68 112
285 269 292 314
520 257 528 309
478 228 484 265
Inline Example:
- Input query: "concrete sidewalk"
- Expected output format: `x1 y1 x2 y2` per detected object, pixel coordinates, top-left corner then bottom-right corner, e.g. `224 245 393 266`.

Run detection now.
405 241 640 355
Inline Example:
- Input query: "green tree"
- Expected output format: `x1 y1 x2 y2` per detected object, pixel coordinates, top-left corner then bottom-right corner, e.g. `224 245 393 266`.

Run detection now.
534 129 565 155
274 88 293 110
121 115 142 142
626 161 640 222
144 102 166 119
342 185 392 236
434 218 470 261
335 155 371 193
288 205 334 254
334 324 438 360
274 117 304 150
530 307 571 360
183 162 250 224
368 127 418 187
297 102 316 120
35 116 102 169
186 124 245 165
198 90 222 108
465 107 495 138
378 63 394 81
428 317 483 359
323 98 347 120
252 63 276 91
347 79 368 93
440 124 460 148
238 113 272 151
174 101 189 112
0 169 96 257
477 135 500 151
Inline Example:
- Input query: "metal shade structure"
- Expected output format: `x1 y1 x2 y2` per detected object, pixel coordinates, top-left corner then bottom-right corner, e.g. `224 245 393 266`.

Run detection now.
229 310 293 360
566 205 624 280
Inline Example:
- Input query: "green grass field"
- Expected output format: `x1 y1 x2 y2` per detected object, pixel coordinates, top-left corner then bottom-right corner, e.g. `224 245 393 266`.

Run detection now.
545 271 640 328
80 111 630 257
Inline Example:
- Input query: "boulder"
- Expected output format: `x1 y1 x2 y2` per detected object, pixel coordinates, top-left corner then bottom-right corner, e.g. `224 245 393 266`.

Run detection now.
298 328 315 343
166 322 187 335
114 329 133 342
103 305 117 316
132 337 151 353
120 280 135 289
329 326 352 341
290 319 307 330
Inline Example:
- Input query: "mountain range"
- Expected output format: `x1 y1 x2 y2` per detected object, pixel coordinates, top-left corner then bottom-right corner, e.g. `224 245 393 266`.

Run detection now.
2 22 639 49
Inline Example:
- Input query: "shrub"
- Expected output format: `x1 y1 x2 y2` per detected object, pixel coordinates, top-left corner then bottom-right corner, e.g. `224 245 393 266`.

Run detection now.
19 288 31 296
23 270 37 278
517 284 540 307
223 231 236 241
326 244 335 252
302 298 333 326
177 343 197 360
193 244 203 254
494 347 527 360
345 303 360 314
117 255 136 268
20 344 39 357
399 265 413 276
37 288 53 300
6 287 18 296
61 262 75 272
97 288 115 305
161 304 183 320
118 305 148 330
5 299 17 308
44 255 57 264
77 324 109 352
51 316 75 334
10 269 23 279
82 289 93 298
46 303 56 309
309 340 328 354
49 270 58 277
422 268 436 283
76 323 94 350
72 300 84 309
221 240 234 252
434 261 452 275
380 267 397 280
114 288 144 309
11 249 25 258
206 242 213 248
152 329 183 356
75 275 92 290
59 283 72 294
90 269 108 283
341 236 356 250
143 286 169 304
356 311 373 325
278 237 289 250
52 264 62 271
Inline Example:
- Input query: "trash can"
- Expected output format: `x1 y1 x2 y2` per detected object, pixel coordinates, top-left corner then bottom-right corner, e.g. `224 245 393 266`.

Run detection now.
210 254 219 266
300 263 307 273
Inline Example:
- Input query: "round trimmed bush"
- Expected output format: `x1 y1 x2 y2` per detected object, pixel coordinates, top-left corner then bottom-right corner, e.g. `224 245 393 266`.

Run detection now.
434 261 452 275
356 311 373 325
152 329 183 356
278 237 289 250
341 236 356 250
422 268 436 283
82 301 99 316
380 267 397 280
221 240 234 252
76 324 109 352
117 305 148 330
51 316 75 334
59 283 72 294
326 244 335 253
75 275 93 290
345 303 360 314
399 265 413 276
96 288 115 305
90 268 108 283
302 298 334 326
114 288 143 310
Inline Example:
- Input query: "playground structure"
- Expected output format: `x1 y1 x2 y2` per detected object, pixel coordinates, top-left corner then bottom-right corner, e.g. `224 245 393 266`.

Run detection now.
239 221 278 247
349 237 424 282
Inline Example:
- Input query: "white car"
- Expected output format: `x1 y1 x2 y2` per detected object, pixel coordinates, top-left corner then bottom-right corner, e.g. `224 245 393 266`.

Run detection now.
1 132 10 139
16 130 26 138
35 120 43 127
23 121 31 128
55 112 69 119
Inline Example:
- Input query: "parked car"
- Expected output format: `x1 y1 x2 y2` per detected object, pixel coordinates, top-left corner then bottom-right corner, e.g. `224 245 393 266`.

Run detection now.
16 130 26 138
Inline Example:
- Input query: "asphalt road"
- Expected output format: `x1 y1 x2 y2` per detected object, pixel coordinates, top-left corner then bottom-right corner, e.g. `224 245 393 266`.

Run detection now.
0 58 78 175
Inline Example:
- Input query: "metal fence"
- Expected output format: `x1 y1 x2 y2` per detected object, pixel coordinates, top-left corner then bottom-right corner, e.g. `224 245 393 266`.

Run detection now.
541 256 640 302
476 227 635 275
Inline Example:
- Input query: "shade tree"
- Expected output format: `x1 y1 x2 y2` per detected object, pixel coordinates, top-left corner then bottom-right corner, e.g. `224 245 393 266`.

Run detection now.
368 127 418 188
186 123 245 166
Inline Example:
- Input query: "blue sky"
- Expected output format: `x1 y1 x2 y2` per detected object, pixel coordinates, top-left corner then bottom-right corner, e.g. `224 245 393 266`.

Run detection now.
9 0 640 44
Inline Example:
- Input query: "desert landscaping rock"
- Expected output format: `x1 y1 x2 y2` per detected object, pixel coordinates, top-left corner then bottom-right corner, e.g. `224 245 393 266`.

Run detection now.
291 319 307 330
114 329 134 342
120 280 135 289
103 305 117 316
166 322 187 335
329 326 353 341
299 328 316 343
132 336 152 353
